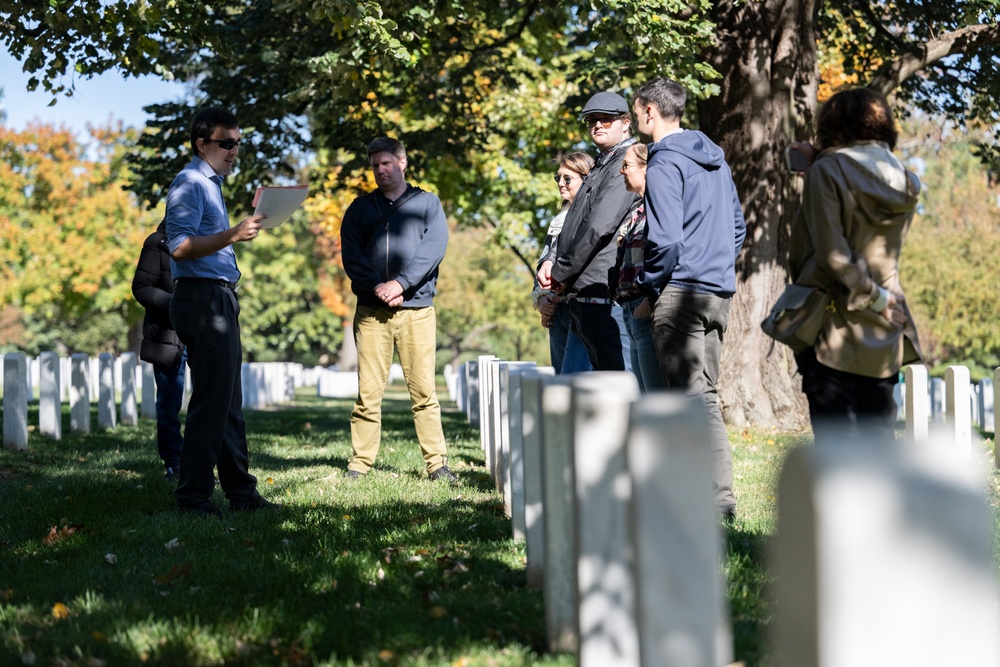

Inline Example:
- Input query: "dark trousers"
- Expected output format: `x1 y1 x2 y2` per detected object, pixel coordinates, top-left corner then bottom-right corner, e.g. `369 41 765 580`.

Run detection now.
651 287 735 510
153 349 185 471
169 281 257 506
564 300 626 371
794 347 899 446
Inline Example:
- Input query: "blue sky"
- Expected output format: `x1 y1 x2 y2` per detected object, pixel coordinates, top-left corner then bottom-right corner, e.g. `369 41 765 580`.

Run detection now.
0 49 186 137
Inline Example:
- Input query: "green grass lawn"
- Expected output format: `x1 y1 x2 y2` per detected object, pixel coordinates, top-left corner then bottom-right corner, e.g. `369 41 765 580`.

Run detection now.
1 388 996 666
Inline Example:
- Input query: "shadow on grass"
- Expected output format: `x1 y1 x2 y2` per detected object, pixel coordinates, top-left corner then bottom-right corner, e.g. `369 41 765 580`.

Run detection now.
725 525 774 667
0 393 563 666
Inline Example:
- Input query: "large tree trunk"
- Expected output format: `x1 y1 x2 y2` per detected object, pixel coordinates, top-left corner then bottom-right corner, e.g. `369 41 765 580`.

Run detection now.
699 0 820 428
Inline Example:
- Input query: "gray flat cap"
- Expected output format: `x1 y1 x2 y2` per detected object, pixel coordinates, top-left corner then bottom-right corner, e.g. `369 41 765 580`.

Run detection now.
580 91 629 118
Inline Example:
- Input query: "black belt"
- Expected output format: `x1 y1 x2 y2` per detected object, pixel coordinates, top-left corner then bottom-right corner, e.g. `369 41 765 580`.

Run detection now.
174 277 239 291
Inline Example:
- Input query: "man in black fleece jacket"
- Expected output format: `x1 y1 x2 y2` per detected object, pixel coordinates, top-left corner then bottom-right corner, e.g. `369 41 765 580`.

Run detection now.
339 137 454 482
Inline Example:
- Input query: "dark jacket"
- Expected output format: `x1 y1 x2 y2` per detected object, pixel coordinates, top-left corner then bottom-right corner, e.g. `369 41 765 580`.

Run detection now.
640 130 746 298
548 139 640 299
132 222 183 369
340 185 449 309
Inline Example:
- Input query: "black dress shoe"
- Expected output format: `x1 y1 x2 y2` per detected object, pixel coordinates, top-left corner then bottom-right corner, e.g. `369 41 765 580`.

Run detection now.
178 501 223 519
229 493 279 512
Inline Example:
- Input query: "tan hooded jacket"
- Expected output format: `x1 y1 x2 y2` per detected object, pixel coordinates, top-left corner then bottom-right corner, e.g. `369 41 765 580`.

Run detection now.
789 141 922 379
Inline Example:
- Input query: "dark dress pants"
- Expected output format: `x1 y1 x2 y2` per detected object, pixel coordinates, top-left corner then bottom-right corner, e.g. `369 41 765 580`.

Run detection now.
564 300 626 372
651 287 736 511
794 347 899 446
169 281 257 507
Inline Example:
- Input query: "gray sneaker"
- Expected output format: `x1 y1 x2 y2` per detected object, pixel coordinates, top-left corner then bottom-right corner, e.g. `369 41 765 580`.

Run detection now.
345 469 363 480
428 466 458 483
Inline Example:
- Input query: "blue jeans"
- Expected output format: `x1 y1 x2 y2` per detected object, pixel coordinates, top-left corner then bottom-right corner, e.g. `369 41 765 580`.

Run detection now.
548 304 593 374
153 349 186 471
612 302 633 375
620 297 664 393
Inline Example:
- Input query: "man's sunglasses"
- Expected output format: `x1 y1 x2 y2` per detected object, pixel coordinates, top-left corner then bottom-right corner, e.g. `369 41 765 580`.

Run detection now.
202 138 242 150
585 116 623 129
553 174 579 185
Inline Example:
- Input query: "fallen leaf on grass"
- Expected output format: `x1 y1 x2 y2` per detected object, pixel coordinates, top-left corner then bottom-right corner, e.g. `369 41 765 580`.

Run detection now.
51 602 70 619
429 606 447 618
154 562 193 586
163 538 180 550
42 525 80 545
267 477 274 485
104 553 117 565
377 649 396 662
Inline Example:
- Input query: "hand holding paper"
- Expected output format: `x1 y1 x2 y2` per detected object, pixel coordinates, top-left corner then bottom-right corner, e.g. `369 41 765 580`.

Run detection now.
252 185 309 229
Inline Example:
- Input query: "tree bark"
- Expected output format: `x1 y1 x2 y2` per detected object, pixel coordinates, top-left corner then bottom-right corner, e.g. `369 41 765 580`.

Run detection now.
699 0 820 428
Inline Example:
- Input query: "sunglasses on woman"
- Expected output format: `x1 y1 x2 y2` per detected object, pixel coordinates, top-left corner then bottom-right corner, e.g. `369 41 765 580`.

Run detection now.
553 174 579 185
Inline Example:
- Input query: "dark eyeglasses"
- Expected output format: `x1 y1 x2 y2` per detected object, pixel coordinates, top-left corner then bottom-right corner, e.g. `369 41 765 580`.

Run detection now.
585 115 622 128
202 138 241 150
553 174 579 185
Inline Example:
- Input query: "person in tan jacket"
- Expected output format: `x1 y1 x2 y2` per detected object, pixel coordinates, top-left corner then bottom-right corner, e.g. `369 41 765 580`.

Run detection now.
787 88 922 444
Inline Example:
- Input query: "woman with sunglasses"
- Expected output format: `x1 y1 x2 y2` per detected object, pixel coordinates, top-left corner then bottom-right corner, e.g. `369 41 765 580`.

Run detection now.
613 143 665 391
533 152 595 373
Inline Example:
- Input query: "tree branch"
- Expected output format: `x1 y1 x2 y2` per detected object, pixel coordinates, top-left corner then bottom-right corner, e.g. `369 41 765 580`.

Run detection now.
449 0 543 55
853 0 908 52
483 218 538 274
869 23 1000 95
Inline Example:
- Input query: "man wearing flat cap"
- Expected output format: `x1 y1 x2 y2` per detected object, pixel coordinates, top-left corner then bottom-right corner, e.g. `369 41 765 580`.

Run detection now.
536 91 639 371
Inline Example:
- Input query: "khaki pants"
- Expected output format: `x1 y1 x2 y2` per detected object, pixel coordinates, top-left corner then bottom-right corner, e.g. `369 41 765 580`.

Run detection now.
348 305 447 474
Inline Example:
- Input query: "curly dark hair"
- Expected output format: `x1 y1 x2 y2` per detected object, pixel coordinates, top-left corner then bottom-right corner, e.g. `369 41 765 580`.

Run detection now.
816 88 898 151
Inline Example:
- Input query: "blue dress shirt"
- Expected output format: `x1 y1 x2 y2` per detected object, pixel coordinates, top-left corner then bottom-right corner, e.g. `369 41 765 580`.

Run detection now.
164 157 241 282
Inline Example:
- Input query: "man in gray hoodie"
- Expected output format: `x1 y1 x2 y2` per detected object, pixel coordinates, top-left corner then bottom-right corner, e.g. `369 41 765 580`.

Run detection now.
340 137 455 482
633 78 747 520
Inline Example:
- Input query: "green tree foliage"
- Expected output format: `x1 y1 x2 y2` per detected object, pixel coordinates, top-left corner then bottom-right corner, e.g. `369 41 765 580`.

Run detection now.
237 215 344 365
0 122 153 354
436 223 549 366
6 1 1000 423
899 118 1000 378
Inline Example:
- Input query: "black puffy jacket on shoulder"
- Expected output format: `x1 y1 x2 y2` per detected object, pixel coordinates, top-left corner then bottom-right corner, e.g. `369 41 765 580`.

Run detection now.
132 222 183 369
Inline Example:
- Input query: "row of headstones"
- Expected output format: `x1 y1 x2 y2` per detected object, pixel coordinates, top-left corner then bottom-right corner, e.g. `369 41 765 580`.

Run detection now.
894 369 996 433
455 356 1000 666
315 363 405 399
2 351 321 450
899 365 1000 466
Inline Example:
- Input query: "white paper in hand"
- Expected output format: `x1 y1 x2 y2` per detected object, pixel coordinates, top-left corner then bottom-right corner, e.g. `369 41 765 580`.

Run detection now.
252 185 309 229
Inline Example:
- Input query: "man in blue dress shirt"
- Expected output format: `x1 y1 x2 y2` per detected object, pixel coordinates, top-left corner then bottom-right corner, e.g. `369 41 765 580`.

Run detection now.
165 108 273 518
